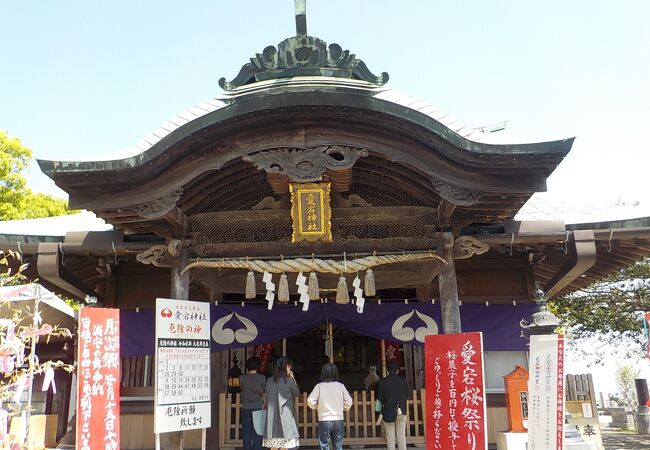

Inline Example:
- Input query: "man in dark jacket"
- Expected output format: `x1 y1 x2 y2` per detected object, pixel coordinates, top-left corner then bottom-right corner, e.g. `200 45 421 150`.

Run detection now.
378 361 408 450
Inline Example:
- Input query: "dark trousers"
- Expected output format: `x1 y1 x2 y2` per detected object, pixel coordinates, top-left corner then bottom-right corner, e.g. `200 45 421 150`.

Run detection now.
317 420 344 450
241 408 263 450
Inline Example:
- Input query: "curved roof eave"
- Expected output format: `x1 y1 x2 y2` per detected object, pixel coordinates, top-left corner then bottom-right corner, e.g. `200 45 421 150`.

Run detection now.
37 77 574 176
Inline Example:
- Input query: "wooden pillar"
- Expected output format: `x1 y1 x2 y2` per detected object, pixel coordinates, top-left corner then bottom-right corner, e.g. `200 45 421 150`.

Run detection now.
170 249 189 299
104 272 117 308
159 248 190 450
437 232 462 334
207 351 222 449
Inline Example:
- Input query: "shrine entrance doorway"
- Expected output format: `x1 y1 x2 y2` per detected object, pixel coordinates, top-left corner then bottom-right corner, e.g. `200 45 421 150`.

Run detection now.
286 324 380 393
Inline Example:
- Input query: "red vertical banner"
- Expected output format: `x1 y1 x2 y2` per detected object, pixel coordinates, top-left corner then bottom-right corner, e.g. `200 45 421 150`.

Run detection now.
77 308 120 450
645 313 650 363
425 332 487 450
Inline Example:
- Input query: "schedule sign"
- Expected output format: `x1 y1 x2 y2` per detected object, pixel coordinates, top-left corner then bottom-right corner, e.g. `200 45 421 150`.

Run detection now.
528 334 565 450
425 332 487 450
76 308 120 450
155 298 211 433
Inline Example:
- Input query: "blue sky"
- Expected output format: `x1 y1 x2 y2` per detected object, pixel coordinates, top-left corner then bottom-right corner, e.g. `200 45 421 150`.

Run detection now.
1 0 649 205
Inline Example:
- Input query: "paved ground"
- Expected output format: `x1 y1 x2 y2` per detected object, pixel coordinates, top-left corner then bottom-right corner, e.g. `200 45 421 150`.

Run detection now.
602 428 650 449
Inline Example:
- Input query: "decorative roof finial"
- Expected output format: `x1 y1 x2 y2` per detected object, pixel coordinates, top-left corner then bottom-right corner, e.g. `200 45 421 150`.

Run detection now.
218 0 389 91
295 0 307 36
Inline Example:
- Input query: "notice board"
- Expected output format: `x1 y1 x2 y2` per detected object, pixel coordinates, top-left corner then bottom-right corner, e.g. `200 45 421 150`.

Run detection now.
528 334 565 450
154 298 211 433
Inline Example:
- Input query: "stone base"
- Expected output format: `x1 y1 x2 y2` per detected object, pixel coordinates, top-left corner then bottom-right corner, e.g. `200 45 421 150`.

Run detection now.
637 405 650 435
609 421 634 428
496 431 528 450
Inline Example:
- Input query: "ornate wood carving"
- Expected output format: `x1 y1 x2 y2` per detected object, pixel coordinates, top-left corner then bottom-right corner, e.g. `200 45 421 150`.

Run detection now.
132 188 183 219
243 146 368 182
136 245 171 268
452 236 490 260
219 32 388 90
168 239 183 257
432 180 483 206
252 196 290 211
332 193 372 208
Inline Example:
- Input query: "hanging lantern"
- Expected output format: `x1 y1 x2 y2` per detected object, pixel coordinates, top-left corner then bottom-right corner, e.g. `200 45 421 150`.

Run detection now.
227 355 243 394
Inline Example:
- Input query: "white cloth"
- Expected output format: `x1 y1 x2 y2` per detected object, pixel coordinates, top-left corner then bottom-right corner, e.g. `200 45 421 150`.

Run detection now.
383 414 407 450
364 369 380 390
307 381 353 421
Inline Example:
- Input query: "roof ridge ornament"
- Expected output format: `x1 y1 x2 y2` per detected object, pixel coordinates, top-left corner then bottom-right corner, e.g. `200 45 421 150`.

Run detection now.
219 0 389 91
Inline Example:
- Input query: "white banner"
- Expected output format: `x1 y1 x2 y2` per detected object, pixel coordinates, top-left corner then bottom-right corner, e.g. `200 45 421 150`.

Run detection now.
155 298 211 434
528 334 565 450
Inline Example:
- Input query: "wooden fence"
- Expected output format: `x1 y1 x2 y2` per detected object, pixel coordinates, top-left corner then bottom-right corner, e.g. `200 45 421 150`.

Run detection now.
566 373 597 412
219 389 426 448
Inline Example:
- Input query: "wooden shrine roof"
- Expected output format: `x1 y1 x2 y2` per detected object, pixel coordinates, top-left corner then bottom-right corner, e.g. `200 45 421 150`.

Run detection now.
36 77 573 237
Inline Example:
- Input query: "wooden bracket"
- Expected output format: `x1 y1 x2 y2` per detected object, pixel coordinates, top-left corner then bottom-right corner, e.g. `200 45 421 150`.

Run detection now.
437 199 457 229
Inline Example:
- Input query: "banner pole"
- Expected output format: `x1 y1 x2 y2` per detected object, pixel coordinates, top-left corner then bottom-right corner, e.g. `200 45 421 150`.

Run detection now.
381 339 387 377
328 323 334 363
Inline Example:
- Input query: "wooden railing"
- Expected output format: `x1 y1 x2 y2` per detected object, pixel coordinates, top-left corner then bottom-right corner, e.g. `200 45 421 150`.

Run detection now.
219 389 426 448
121 355 154 388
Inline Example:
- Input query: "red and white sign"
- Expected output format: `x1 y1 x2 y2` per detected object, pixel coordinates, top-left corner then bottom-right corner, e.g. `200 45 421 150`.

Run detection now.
76 308 120 450
425 332 487 450
528 334 565 450
155 298 211 434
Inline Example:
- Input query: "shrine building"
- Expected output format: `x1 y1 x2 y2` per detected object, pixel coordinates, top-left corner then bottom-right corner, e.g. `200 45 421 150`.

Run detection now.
2 4 650 449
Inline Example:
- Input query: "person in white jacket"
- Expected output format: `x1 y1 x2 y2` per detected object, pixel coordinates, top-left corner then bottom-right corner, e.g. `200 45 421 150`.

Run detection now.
307 363 353 450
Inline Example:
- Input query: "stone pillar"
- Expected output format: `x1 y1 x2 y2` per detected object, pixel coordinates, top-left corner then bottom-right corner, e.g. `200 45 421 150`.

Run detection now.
636 378 650 435
437 232 461 334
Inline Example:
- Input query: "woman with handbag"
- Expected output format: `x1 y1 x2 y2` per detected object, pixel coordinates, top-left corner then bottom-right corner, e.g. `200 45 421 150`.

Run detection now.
307 363 352 450
262 356 300 449
240 357 266 450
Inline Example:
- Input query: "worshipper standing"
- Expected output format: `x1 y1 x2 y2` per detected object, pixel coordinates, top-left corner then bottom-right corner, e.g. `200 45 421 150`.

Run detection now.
307 363 352 450
240 356 266 450
377 360 409 450
263 356 300 450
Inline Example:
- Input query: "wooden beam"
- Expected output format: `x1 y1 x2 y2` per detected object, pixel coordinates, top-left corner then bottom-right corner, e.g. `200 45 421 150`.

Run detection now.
437 232 461 333
163 206 189 236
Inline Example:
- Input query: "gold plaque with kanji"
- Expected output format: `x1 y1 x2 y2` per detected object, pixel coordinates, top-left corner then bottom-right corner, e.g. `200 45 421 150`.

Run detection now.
290 182 332 243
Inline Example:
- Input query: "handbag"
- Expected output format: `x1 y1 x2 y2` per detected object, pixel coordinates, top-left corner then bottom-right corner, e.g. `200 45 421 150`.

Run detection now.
374 399 382 413
252 409 266 436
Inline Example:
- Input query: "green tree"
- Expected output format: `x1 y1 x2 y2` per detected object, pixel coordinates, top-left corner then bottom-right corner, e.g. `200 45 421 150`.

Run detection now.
612 364 640 408
550 258 650 361
0 130 70 220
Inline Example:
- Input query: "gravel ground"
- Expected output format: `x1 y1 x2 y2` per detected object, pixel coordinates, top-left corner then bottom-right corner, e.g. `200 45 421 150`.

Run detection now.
601 427 650 449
